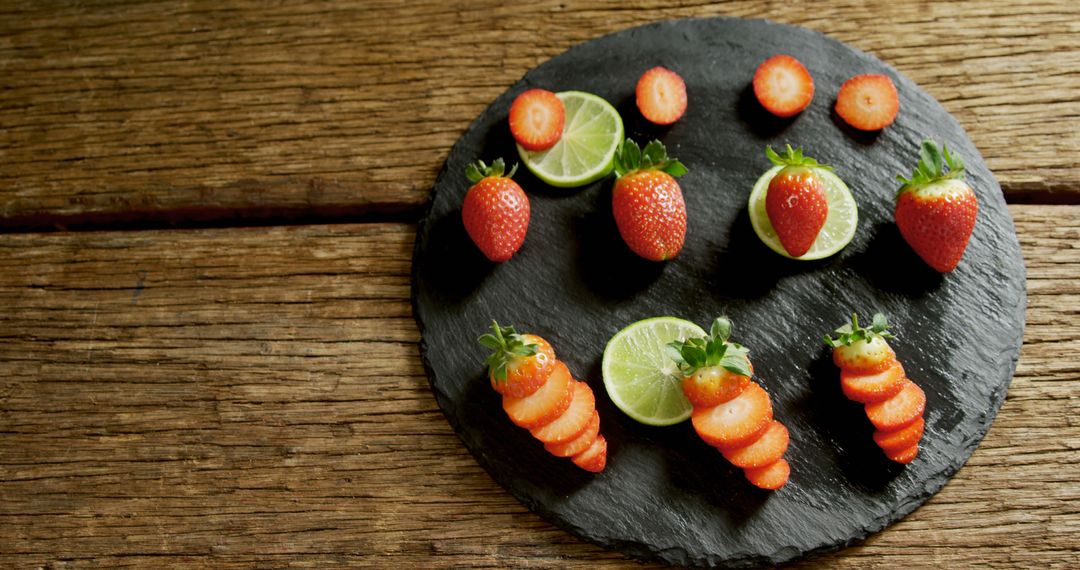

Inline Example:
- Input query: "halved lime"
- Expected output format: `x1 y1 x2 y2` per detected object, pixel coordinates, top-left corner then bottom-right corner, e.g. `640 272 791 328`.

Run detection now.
602 317 706 426
748 165 859 260
516 91 624 188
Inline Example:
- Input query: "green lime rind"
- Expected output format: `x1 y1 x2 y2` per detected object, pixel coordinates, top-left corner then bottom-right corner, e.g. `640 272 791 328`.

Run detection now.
516 91 624 189
748 165 859 260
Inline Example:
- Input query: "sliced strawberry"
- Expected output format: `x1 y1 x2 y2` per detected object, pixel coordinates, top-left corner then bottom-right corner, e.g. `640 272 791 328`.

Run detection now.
753 54 814 118
635 66 687 125
873 416 925 453
682 364 751 408
832 336 896 374
835 74 900 131
692 382 773 450
865 379 926 432
502 360 574 429
840 361 906 404
744 458 790 490
884 442 919 464
486 332 556 398
721 420 790 470
571 434 607 473
545 410 600 458
530 381 596 445
509 89 565 151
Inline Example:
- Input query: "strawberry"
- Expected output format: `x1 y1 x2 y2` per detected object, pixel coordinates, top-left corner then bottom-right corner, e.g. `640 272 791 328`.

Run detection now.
668 317 754 407
544 410 600 458
894 140 979 272
824 313 897 374
840 361 906 404
884 442 919 464
530 381 596 445
873 416 925 454
611 139 688 261
509 88 565 151
752 54 814 118
763 145 832 257
636 66 688 125
721 420 790 470
462 159 529 262
834 74 900 131
571 434 608 473
744 458 790 490
692 381 773 450
502 359 574 429
865 379 926 432
479 322 556 398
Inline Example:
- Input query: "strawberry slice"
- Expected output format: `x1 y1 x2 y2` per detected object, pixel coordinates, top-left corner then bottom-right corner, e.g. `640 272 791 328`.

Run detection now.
721 420 790 470
865 379 926 432
571 434 607 473
692 382 773 450
502 360 574 429
509 88 565 151
544 410 600 458
884 442 919 464
835 74 900 131
873 416 925 453
635 66 688 125
752 54 814 118
744 458 790 490
530 381 596 445
840 361 906 404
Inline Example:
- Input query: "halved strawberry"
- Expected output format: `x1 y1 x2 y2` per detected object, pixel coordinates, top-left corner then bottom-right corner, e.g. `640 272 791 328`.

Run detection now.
509 88 565 151
840 361 906 404
480 323 556 398
571 434 608 473
884 442 919 464
825 313 897 374
692 381 773 450
502 360 574 429
544 411 600 458
753 54 814 118
873 416 925 453
865 379 926 432
530 381 596 445
635 66 687 125
835 74 899 131
744 458 790 490
721 420 790 470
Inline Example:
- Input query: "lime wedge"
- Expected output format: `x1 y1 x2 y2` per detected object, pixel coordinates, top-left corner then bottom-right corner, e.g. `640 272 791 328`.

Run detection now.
602 317 706 426
748 165 859 260
516 91 624 188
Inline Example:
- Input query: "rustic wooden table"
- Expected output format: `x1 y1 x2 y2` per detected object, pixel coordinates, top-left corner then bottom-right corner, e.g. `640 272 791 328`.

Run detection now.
2 2 1078 568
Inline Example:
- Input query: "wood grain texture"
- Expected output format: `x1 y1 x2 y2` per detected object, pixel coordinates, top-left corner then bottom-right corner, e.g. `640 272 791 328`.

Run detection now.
1 207 1077 568
1 1 1078 229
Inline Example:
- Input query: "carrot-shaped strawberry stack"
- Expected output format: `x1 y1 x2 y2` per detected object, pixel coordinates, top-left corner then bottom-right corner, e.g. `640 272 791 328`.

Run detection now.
479 322 607 472
669 318 791 490
823 313 926 464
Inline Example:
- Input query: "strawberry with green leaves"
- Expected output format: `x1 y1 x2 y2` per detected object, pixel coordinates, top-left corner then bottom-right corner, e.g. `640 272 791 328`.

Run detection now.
764 145 831 258
462 159 530 263
895 140 978 273
611 139 688 261
479 321 555 398
667 317 753 408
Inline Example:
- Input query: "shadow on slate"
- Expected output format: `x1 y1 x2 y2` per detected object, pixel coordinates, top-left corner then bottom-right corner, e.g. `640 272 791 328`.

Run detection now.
411 16 1026 568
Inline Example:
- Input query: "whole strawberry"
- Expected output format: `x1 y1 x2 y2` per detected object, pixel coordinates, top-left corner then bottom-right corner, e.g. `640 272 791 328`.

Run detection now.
461 158 530 262
611 139 688 261
895 141 978 272
764 145 831 258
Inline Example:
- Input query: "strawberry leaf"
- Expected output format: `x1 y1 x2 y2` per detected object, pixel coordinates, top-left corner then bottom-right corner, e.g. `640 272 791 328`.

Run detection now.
897 140 967 196
478 320 539 383
764 144 834 171
466 158 516 183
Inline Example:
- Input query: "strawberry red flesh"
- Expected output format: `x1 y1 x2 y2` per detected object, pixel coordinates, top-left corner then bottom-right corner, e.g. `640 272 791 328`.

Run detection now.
873 416 925 453
753 55 814 118
692 381 773 450
865 379 926 432
744 458 790 490
884 442 920 464
835 74 900 131
721 420 790 470
509 89 565 151
635 66 687 125
571 434 607 473
840 361 906 404
544 410 600 458
530 380 596 445
502 359 574 429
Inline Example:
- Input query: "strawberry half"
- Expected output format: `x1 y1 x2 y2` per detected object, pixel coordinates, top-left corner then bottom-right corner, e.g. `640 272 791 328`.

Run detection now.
509 88 565 151
479 322 556 398
636 66 687 125
611 139 688 261
692 381 773 450
462 159 529 262
835 74 899 131
721 420 790 470
763 145 832 257
895 140 979 272
669 317 754 407
753 54 814 118
825 313 897 375
502 359 574 429
744 458 790 490
530 380 596 445
840 361 906 404
865 379 926 432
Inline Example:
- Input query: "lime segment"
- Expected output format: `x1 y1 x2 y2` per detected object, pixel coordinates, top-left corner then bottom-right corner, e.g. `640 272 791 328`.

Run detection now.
748 165 859 260
602 317 706 426
517 91 624 188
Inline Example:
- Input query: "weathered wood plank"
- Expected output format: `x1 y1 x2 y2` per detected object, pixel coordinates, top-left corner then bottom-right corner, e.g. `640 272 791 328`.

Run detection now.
0 207 1077 568
0 1 1077 228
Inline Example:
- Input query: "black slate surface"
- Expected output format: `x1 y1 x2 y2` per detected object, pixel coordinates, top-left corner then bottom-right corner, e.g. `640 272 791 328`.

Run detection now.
411 17 1026 568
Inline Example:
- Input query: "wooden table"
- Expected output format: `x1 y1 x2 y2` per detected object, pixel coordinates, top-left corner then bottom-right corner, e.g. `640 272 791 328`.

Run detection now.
1 2 1077 567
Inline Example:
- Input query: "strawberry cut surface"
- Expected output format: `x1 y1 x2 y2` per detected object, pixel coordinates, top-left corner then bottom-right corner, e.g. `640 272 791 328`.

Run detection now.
840 361 906 404
502 360 574 429
835 74 900 131
530 380 596 445
744 458 790 490
753 54 814 118
571 434 607 473
874 416 926 453
544 411 600 458
721 420 790 470
635 66 687 125
692 382 773 450
508 88 565 151
865 380 926 432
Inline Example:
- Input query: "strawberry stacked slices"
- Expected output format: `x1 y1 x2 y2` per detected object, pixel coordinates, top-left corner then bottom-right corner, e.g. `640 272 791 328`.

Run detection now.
479 322 607 472
670 318 792 490
824 313 926 464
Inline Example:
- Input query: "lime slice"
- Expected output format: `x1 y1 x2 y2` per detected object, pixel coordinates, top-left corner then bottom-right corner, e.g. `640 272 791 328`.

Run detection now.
516 91 624 188
602 317 706 426
748 165 859 260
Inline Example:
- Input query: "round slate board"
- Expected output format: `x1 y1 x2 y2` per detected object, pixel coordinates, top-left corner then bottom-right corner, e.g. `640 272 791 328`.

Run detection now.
411 17 1025 568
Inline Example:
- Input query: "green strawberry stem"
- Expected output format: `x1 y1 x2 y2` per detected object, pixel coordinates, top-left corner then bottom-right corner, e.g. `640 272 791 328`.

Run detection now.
823 312 895 348
666 316 751 377
896 139 966 194
465 158 518 184
765 144 834 171
613 138 688 178
477 321 538 382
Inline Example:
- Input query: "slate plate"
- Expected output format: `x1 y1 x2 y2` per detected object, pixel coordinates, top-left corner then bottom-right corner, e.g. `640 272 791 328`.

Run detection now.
411 17 1025 568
